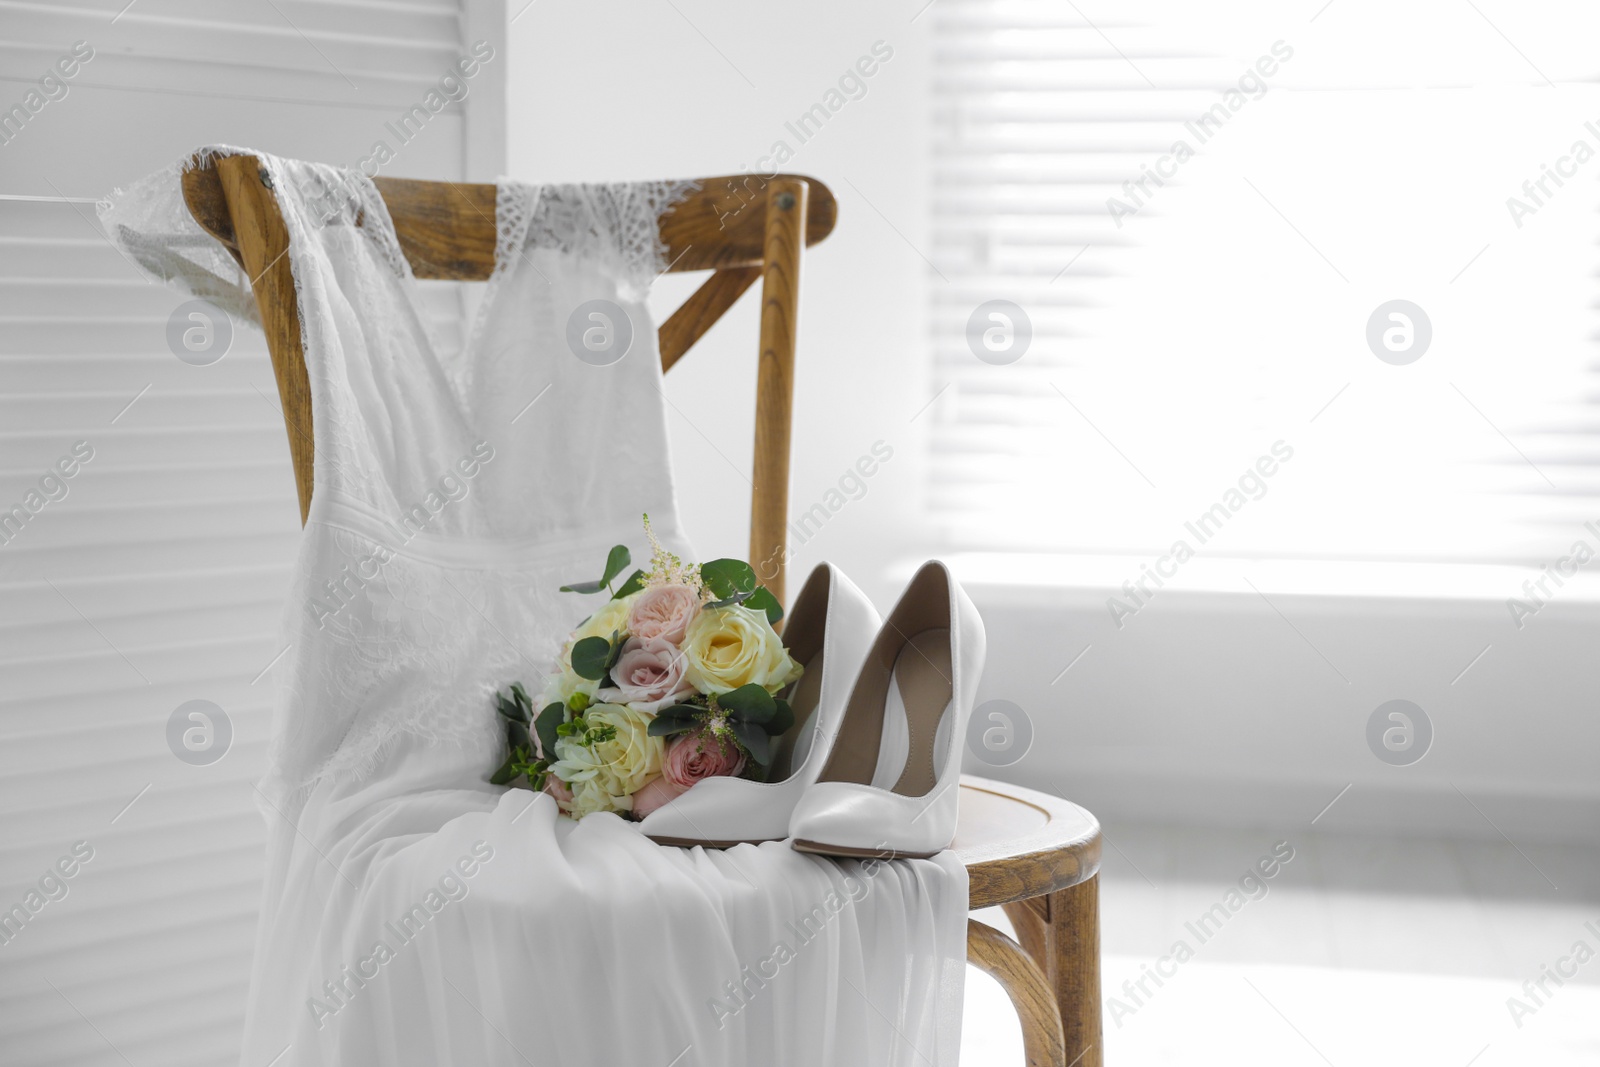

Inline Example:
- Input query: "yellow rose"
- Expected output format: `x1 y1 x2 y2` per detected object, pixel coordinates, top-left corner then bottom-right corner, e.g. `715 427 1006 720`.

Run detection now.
540 663 597 711
541 594 638 708
682 605 803 695
548 703 663 817
573 594 634 645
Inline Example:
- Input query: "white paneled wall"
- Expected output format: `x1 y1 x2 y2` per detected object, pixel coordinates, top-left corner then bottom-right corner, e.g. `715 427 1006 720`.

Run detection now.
0 3 504 1064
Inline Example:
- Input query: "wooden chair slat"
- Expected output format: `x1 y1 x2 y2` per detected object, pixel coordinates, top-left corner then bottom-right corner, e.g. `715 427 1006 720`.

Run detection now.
750 179 807 604
181 161 837 281
660 266 762 372
367 174 838 278
967 918 1067 1067
213 154 315 517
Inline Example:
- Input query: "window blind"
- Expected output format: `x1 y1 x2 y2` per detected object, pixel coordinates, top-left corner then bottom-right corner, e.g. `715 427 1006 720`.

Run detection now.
928 0 1600 565
0 2 497 1064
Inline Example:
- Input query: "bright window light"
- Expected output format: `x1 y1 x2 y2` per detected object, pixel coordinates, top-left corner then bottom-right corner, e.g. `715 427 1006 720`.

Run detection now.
929 1 1600 565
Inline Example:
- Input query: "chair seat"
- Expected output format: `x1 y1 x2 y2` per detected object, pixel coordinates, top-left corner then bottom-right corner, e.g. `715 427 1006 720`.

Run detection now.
953 774 1101 909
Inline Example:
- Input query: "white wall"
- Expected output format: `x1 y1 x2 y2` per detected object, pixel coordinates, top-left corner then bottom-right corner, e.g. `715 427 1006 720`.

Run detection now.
955 558 1600 847
506 0 938 605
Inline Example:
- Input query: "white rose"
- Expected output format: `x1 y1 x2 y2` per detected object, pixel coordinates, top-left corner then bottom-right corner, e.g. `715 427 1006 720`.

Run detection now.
548 703 663 817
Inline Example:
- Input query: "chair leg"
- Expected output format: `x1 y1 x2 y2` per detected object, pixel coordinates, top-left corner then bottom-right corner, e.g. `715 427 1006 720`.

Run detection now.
1048 875 1102 1067
1002 876 1103 1067
1001 897 1049 973
967 918 1066 1067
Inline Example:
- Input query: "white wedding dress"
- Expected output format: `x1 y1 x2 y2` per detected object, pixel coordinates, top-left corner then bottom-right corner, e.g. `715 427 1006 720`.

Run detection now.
100 148 967 1067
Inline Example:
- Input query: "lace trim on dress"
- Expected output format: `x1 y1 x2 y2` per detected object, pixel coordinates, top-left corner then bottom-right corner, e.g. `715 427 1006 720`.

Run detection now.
98 146 414 319
517 180 700 301
98 144 261 327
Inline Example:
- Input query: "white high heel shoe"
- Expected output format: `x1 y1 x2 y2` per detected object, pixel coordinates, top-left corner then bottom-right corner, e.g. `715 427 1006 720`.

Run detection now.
788 561 985 859
640 563 881 847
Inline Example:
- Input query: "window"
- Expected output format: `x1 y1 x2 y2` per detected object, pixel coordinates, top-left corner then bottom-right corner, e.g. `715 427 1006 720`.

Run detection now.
929 1 1600 566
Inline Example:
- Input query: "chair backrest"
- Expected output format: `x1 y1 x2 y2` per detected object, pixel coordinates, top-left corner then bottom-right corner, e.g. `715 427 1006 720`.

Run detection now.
180 154 836 605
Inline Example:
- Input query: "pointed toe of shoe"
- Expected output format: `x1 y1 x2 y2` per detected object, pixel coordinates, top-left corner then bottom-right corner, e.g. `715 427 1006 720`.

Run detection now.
639 776 793 847
787 781 956 860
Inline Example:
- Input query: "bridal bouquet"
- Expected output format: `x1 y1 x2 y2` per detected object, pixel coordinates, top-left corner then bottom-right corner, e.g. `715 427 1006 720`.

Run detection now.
492 517 803 819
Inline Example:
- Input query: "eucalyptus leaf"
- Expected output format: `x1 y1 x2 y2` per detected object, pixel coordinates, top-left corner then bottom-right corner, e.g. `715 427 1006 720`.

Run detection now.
704 589 756 611
510 681 533 712
766 697 794 737
647 718 698 738
601 545 632 586
700 558 757 599
612 568 647 599
571 636 612 680
745 586 783 625
656 703 703 720
731 721 771 766
535 702 564 759
558 578 608 595
718 683 776 723
560 544 632 594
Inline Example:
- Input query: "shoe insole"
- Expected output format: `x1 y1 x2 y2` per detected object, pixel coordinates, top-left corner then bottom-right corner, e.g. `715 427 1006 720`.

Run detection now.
868 629 953 797
771 645 826 782
870 676 910 791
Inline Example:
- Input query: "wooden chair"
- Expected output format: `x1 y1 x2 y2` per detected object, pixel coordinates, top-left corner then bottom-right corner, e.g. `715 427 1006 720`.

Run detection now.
180 154 1105 1067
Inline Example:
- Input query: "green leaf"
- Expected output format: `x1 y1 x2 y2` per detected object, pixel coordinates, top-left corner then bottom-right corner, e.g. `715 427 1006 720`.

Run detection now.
700 558 757 600
766 697 794 737
559 578 608 595
601 545 632 587
745 586 783 625
656 702 703 720
561 545 633 595
510 681 533 713
718 683 776 724
604 630 626 672
612 569 647 599
647 717 698 738
535 702 564 759
731 720 771 766
570 636 612 680
495 693 529 724
489 750 521 785
704 589 756 611
507 719 531 751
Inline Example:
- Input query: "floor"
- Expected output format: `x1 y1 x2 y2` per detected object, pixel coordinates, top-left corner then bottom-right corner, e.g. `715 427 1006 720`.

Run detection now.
960 822 1600 1066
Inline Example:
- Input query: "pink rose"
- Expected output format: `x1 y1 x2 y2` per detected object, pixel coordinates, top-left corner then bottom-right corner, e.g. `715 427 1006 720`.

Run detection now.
628 583 701 645
663 727 746 791
543 773 574 812
631 774 686 817
596 636 693 712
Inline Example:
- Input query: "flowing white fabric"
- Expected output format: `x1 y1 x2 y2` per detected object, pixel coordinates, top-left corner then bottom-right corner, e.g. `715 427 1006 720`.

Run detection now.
101 148 967 1067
